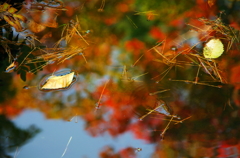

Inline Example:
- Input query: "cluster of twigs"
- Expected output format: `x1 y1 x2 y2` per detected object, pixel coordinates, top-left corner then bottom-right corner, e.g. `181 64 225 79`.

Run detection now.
130 16 239 139
24 18 90 74
0 0 91 81
151 17 239 85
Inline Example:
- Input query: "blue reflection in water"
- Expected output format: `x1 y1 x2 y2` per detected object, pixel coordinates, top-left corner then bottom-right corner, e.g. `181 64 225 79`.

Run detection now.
11 110 155 158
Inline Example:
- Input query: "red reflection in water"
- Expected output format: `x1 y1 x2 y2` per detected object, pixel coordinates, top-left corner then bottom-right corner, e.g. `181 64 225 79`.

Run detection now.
1 0 240 157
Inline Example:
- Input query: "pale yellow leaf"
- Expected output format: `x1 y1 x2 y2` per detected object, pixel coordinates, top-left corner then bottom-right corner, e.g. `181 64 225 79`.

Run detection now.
41 72 75 90
203 38 224 59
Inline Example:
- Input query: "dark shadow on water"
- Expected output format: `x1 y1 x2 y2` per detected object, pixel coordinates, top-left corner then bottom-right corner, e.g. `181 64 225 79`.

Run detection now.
0 115 40 158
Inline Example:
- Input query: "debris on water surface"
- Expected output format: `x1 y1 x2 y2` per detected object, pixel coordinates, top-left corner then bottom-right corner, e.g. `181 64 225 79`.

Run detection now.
154 101 180 119
203 38 224 59
23 85 30 90
135 148 142 152
154 102 171 116
5 61 17 73
140 100 179 120
38 69 77 91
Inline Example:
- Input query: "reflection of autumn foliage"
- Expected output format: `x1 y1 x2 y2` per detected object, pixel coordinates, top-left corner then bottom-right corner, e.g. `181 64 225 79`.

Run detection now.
0 3 27 32
125 39 145 53
231 65 240 90
84 79 167 142
151 116 240 157
0 75 48 117
1 0 240 157
21 0 65 30
129 122 151 141
230 65 240 106
85 81 136 137
149 27 166 40
99 146 136 158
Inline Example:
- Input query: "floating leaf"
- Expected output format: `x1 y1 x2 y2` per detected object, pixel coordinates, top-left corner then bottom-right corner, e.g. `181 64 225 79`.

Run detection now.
28 20 46 33
39 70 77 91
203 38 224 59
5 61 16 73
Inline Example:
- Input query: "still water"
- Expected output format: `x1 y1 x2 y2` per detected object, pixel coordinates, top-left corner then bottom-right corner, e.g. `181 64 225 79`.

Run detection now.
10 110 154 158
1 0 240 158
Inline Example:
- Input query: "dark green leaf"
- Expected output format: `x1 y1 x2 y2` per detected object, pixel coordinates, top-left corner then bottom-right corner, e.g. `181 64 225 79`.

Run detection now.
14 34 19 42
20 65 30 71
0 27 2 37
20 71 26 82
36 45 46 50
21 45 32 54
8 29 13 40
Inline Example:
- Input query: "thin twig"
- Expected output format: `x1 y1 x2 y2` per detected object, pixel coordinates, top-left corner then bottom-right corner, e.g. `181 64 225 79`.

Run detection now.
61 136 72 158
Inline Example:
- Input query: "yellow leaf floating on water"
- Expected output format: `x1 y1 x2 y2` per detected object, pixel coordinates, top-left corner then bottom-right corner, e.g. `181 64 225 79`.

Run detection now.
203 38 224 59
41 72 75 90
5 61 16 73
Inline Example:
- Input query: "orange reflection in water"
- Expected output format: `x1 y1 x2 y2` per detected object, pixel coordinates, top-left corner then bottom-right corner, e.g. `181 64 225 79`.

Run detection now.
1 0 240 157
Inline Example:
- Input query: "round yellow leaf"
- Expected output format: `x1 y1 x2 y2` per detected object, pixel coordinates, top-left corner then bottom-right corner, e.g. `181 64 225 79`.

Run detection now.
203 38 224 59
